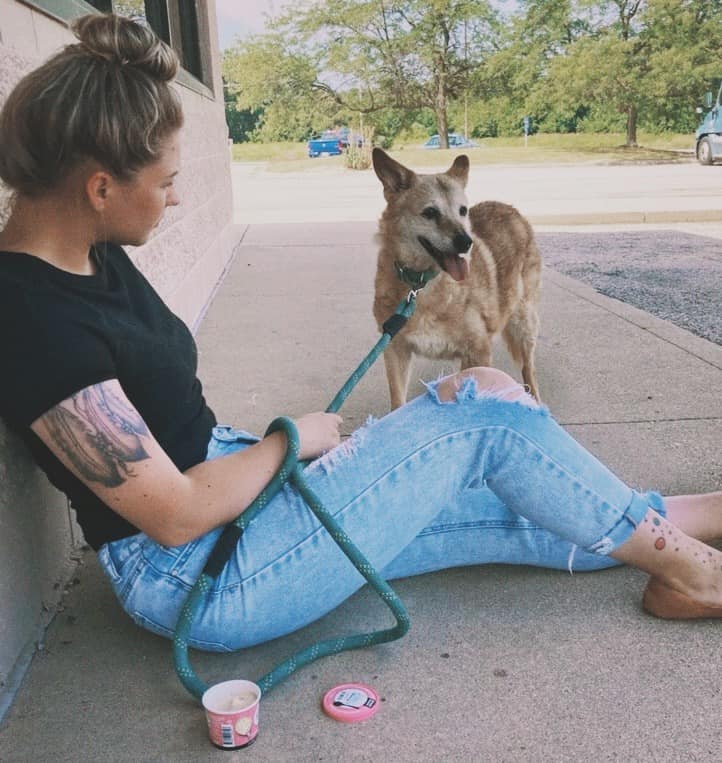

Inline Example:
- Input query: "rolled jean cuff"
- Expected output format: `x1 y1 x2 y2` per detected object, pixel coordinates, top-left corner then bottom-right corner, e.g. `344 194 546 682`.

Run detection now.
588 490 665 556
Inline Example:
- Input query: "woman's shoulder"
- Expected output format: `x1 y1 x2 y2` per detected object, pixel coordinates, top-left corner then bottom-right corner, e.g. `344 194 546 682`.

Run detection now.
0 248 101 330
0 251 38 305
0 244 135 291
0 249 38 277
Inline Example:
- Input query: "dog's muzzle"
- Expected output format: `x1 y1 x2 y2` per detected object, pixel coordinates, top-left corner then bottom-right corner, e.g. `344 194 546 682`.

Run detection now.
419 234 471 282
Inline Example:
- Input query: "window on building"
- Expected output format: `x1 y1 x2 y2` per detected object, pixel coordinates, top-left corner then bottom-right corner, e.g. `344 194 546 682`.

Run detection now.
39 0 212 89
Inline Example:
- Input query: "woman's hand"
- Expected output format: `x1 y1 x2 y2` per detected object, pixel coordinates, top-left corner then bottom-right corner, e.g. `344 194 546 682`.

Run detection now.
295 411 343 460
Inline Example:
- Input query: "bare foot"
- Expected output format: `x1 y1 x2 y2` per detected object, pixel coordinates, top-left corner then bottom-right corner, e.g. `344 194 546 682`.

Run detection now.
612 508 722 607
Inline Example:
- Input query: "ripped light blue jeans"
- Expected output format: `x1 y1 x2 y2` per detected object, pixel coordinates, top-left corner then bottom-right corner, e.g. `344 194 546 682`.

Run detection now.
98 375 664 652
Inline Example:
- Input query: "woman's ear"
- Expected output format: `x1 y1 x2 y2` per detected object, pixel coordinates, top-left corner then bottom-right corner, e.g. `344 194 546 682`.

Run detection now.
85 170 113 212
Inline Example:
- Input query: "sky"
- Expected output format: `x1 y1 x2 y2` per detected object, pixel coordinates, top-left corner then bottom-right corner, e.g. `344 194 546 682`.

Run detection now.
214 0 519 50
215 0 292 50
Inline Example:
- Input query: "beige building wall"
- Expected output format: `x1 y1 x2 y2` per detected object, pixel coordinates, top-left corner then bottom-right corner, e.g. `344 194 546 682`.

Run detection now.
0 0 241 716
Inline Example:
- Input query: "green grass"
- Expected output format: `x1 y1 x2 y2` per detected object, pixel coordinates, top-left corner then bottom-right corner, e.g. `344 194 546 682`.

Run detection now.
230 142 308 162
231 132 696 171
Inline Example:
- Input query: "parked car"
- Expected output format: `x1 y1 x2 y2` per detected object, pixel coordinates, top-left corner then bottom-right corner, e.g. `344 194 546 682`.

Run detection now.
422 133 479 149
307 131 345 157
307 128 363 158
695 80 722 165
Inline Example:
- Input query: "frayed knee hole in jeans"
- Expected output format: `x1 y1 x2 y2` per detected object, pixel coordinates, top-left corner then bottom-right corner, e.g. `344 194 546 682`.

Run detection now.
426 368 539 408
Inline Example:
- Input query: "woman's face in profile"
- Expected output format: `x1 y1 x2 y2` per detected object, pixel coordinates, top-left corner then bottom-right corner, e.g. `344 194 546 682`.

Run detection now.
103 131 181 246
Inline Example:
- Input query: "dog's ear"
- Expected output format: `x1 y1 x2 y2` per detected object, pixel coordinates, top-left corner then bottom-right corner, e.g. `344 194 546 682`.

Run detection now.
372 148 416 194
446 154 469 188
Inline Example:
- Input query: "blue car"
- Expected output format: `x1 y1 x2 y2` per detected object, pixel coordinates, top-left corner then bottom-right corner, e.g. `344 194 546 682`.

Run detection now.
423 133 479 149
307 128 363 158
307 130 345 158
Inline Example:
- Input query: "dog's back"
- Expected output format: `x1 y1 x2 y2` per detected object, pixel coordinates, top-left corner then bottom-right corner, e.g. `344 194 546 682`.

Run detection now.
467 200 541 332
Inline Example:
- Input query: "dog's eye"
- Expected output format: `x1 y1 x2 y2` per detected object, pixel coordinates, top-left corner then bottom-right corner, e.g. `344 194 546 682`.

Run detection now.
459 206 468 216
422 207 440 220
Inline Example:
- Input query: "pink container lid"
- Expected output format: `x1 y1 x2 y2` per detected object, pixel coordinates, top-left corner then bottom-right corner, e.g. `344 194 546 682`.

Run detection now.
322 683 380 723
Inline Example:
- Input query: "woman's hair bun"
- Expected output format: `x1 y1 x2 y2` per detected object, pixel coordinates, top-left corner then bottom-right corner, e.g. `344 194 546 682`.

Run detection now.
71 13 178 81
0 12 183 193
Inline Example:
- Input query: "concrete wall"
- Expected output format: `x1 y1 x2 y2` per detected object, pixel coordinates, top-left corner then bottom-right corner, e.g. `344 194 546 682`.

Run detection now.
0 0 241 716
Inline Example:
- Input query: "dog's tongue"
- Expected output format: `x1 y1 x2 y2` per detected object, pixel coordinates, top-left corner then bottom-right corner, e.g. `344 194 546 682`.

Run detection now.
442 254 469 282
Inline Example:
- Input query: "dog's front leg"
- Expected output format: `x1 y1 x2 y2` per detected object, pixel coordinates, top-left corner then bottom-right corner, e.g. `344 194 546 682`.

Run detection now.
460 336 492 374
383 341 413 409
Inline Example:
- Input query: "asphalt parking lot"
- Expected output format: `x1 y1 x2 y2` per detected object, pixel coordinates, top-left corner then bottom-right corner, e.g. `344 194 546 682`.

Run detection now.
230 159 722 225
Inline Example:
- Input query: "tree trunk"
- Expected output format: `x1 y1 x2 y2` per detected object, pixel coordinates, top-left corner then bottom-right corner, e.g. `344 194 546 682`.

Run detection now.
435 74 449 148
437 107 449 148
626 103 638 147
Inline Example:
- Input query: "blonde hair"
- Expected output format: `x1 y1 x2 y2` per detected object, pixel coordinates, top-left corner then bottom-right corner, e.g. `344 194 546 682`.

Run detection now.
0 14 184 195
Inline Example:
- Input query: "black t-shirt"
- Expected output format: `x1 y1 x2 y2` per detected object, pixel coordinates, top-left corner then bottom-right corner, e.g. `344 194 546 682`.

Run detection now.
0 244 217 550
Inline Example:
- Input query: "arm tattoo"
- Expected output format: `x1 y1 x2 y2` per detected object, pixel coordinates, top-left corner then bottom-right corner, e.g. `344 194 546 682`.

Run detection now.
42 383 150 488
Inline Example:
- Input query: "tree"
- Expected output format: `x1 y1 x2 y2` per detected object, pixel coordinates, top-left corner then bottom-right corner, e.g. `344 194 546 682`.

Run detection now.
111 0 145 17
471 0 594 136
537 1 647 146
223 81 260 143
537 0 722 146
638 0 722 132
276 0 500 148
222 36 340 141
223 0 722 146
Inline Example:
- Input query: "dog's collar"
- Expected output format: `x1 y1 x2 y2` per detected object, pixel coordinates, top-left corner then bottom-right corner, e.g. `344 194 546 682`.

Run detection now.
394 261 439 290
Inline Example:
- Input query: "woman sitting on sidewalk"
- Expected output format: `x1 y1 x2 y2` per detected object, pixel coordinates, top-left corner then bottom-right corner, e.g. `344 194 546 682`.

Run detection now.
0 14 720 656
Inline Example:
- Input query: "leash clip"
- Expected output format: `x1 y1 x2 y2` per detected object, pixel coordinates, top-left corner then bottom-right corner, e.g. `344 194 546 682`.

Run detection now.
407 289 419 303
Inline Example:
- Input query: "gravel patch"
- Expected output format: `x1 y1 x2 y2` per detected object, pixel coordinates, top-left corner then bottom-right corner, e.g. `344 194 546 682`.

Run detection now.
538 231 722 345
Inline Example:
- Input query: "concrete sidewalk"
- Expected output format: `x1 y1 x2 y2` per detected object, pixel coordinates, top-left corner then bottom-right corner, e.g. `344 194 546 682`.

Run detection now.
1 216 721 761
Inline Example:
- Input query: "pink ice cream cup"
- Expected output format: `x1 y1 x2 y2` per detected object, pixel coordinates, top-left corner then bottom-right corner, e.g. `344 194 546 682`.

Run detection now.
202 679 261 750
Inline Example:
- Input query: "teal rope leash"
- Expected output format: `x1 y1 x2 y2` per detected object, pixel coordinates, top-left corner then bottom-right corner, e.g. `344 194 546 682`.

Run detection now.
174 294 422 700
326 293 417 412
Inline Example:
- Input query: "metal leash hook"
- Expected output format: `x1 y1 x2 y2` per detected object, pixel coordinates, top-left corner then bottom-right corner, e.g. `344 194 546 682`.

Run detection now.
173 295 422 701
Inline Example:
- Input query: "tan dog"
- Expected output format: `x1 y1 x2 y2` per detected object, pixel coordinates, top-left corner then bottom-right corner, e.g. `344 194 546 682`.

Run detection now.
372 148 542 408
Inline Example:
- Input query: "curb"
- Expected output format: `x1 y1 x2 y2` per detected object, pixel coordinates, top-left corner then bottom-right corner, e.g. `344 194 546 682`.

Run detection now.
528 210 722 226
